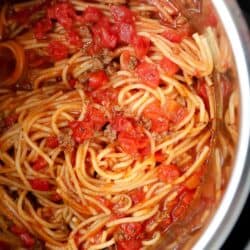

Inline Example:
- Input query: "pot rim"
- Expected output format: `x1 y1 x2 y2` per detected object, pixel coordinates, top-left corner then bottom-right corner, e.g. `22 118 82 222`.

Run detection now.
193 1 250 249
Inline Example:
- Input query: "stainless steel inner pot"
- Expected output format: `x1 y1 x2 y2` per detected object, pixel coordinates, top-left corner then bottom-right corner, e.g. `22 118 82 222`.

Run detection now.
193 0 250 249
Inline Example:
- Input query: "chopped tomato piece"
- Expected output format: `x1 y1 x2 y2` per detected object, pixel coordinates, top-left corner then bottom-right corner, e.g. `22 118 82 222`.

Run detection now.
20 233 35 248
90 88 118 107
92 19 118 49
160 57 179 76
69 120 94 144
162 27 189 43
155 151 166 163
83 6 103 23
143 101 169 133
47 3 76 30
132 35 150 59
10 225 26 235
88 70 108 90
158 164 181 183
111 116 134 133
68 30 83 48
129 188 145 205
32 156 47 171
30 178 50 191
165 100 187 124
4 114 18 128
111 5 134 24
33 17 52 40
117 239 142 250
116 22 136 44
136 62 160 88
112 116 150 157
46 136 59 149
85 105 108 131
120 222 143 238
47 41 69 61
117 130 150 157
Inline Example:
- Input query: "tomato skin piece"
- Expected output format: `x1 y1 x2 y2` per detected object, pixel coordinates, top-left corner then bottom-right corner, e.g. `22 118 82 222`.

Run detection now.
47 41 69 61
68 30 83 48
32 156 47 171
47 3 76 30
160 57 179 76
69 120 94 144
46 136 59 149
30 178 50 191
33 17 52 40
132 35 150 59
116 22 136 44
129 188 145 205
111 5 134 24
158 164 181 183
83 7 103 23
88 70 108 90
117 239 142 250
136 62 160 88
162 27 189 43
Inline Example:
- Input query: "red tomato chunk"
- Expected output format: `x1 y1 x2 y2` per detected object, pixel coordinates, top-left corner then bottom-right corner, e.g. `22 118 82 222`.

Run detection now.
160 57 180 76
32 156 47 171
111 6 135 24
33 18 52 40
88 70 108 90
136 62 160 88
46 136 59 149
158 164 181 183
83 7 103 23
132 35 150 59
47 41 69 61
30 178 50 191
69 120 94 144
143 101 169 133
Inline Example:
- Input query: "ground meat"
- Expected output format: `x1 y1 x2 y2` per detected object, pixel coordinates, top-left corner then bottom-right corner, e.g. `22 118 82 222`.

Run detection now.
58 133 75 152
106 61 120 76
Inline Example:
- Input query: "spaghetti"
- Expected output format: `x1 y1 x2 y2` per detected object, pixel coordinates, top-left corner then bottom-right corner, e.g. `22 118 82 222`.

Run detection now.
0 0 238 249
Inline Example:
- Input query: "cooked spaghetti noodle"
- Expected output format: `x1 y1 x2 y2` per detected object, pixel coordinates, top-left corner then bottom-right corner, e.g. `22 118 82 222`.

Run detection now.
0 0 238 249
